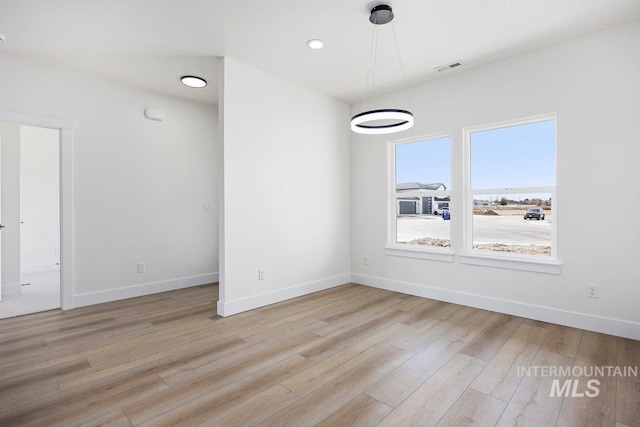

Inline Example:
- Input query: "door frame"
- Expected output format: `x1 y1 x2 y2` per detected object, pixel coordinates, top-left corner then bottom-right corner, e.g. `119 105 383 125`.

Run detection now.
0 110 74 310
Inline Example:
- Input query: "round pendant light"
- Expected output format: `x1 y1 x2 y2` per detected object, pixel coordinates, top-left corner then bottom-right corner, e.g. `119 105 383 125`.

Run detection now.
351 5 413 135
351 109 414 134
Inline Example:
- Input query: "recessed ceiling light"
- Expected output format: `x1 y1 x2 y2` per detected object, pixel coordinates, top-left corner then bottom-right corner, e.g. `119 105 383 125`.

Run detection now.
180 75 207 88
306 39 324 50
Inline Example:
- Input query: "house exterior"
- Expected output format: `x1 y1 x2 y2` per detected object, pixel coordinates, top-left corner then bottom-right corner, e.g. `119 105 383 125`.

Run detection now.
396 182 449 215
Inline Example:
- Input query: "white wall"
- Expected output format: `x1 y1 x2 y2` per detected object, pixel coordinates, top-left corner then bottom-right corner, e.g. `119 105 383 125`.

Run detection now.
20 125 60 273
0 53 218 304
350 21 640 338
218 58 351 315
0 123 22 295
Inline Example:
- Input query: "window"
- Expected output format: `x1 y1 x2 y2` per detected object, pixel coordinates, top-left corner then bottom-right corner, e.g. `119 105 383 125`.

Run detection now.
388 135 452 259
464 116 556 262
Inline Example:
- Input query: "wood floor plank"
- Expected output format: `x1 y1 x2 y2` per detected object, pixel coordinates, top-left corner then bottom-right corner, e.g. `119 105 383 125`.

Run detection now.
366 324 480 408
616 337 640 427
377 353 487 427
316 393 393 427
77 410 133 427
395 297 442 323
45 318 155 347
0 347 94 383
281 322 411 397
0 372 169 426
193 384 300 427
158 330 324 387
299 308 410 363
57 334 246 391
313 293 406 338
469 323 549 401
393 303 470 353
556 331 618 427
124 333 324 425
396 294 437 312
539 324 583 358
556 375 616 427
257 345 413 427
239 317 328 343
575 330 618 366
136 355 314 427
85 317 220 368
251 291 350 326
496 350 574 427
436 388 507 427
459 313 524 361
399 300 458 328
0 378 61 415
0 357 90 411
455 308 501 332
242 296 340 334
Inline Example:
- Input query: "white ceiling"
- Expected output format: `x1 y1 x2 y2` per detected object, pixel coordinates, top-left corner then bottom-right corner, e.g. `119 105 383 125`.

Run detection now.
1 0 639 106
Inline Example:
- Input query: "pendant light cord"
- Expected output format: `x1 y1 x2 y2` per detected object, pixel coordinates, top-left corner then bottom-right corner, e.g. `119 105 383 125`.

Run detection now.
362 24 379 113
391 20 411 108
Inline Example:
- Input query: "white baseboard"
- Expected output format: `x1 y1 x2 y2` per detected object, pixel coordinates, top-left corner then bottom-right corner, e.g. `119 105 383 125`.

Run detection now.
2 282 23 296
22 264 60 274
217 273 351 317
351 273 640 341
73 273 218 308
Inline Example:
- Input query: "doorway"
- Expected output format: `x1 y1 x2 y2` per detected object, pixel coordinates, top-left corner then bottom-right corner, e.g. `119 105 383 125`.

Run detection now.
0 123 60 318
0 111 74 317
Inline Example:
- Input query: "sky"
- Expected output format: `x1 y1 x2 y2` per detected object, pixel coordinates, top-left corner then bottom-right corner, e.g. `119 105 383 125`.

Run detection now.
396 119 555 191
396 135 451 188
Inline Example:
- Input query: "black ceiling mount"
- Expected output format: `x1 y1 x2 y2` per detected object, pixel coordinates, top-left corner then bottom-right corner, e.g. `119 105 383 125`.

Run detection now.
369 4 394 25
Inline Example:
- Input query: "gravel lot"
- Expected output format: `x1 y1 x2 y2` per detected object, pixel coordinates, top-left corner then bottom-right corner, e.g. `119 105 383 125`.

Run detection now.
396 214 552 246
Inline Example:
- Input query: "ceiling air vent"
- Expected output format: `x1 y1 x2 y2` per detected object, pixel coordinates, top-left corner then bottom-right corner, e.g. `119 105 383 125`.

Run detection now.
435 61 464 72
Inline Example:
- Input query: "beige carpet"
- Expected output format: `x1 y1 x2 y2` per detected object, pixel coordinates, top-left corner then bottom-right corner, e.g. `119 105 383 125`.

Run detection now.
0 270 60 319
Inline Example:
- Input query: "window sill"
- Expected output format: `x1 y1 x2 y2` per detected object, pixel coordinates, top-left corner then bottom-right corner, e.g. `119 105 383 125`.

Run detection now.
459 253 562 274
385 245 454 262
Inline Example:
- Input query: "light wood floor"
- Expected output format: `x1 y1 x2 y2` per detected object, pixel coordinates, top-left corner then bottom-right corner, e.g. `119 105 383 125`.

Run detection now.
1 284 638 426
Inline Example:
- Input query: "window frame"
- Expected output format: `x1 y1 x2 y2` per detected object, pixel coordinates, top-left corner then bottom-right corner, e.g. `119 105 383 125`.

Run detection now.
461 113 561 274
385 132 454 262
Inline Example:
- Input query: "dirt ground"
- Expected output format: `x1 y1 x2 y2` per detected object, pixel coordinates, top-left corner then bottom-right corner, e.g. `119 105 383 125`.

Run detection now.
406 237 551 255
397 213 553 256
473 207 551 216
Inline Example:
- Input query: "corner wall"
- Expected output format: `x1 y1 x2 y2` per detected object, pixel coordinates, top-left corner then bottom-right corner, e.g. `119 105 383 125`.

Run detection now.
0 53 218 306
350 22 640 339
218 58 351 315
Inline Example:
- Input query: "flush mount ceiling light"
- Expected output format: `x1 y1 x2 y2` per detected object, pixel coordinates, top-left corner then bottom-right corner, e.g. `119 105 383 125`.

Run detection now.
306 39 324 49
180 75 207 88
351 4 413 135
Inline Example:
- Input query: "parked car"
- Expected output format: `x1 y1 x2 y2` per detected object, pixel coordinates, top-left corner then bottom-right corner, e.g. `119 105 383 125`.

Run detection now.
524 207 545 220
434 207 450 215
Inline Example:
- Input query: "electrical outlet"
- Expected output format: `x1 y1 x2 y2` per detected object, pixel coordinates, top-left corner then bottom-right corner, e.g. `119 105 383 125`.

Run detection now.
138 263 145 274
258 269 265 280
203 203 213 212
587 284 599 298
364 256 369 265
